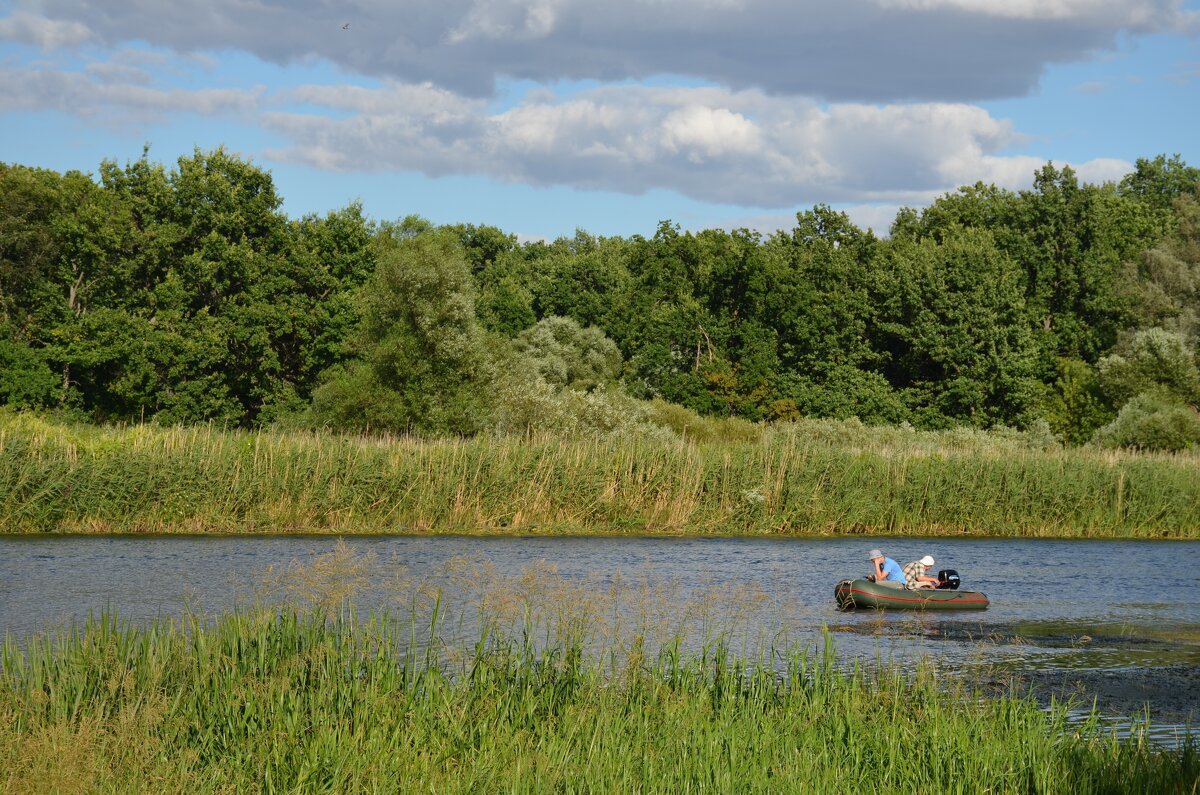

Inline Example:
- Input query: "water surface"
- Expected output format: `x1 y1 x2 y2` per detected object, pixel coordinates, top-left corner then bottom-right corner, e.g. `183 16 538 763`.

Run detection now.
3 534 1198 744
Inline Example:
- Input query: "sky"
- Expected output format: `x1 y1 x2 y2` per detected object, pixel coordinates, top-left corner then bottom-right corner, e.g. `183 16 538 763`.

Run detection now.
1 1 1198 242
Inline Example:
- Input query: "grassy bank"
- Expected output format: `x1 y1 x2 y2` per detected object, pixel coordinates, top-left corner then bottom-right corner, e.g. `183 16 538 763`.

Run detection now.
1 606 1195 794
1 410 1198 537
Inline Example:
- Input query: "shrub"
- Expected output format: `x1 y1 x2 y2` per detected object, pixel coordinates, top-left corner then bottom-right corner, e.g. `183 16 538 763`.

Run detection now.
1089 391 1200 452
1098 327 1200 407
512 316 622 391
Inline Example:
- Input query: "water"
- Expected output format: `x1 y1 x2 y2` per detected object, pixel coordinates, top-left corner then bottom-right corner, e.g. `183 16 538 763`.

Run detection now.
2 534 1199 744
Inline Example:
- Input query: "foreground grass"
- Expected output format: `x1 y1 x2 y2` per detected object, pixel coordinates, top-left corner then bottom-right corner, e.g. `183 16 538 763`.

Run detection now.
1 607 1196 794
2 410 1198 537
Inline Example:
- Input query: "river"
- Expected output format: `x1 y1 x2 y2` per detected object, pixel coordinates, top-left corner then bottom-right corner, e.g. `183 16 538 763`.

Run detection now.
3 534 1198 745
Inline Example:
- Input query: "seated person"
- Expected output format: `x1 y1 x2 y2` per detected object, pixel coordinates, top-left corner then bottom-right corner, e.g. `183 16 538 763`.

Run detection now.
902 555 940 589
867 549 907 588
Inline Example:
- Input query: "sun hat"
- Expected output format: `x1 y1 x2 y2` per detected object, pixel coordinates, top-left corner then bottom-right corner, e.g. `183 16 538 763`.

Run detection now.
867 549 883 560
919 555 935 567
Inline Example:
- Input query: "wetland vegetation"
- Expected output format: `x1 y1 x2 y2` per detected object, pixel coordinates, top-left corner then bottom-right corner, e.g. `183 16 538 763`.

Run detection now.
2 410 1197 537
2 601 1197 793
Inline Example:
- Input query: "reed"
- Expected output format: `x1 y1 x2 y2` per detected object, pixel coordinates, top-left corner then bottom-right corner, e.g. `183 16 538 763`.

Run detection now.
1 410 1198 537
1 604 1195 794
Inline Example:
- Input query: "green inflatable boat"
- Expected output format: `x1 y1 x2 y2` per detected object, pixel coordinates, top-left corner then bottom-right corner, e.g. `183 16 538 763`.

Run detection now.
834 578 989 610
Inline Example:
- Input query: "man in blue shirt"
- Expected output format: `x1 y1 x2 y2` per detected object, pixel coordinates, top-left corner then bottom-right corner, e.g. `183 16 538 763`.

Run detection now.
867 549 907 588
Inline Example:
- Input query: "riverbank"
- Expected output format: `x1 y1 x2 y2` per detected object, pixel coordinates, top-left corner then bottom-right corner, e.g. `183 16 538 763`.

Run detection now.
2 605 1196 793
2 410 1198 537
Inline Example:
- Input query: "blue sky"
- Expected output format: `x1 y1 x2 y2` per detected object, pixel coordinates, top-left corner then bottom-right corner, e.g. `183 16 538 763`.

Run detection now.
1 0 1198 241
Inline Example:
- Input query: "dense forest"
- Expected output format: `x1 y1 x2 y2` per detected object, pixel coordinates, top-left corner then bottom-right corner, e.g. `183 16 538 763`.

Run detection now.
2 149 1199 449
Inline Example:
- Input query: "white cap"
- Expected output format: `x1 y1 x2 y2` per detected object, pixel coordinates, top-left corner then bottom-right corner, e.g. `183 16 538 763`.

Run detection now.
919 555 935 567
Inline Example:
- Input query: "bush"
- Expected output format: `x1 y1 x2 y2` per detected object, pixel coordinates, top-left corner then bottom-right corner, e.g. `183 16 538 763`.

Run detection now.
512 316 622 391
1089 391 1200 452
1098 327 1200 407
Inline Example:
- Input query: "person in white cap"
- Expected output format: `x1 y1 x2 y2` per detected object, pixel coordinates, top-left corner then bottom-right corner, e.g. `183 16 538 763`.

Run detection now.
902 555 940 589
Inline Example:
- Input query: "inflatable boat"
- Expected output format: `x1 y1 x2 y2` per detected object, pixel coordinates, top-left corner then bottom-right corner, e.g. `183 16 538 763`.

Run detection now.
834 575 989 610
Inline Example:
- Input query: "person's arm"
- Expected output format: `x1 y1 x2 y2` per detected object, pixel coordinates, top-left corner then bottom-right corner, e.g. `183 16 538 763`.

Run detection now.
870 559 884 581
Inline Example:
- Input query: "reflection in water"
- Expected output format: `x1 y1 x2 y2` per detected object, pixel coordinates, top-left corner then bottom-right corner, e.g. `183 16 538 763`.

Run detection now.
2 533 1199 745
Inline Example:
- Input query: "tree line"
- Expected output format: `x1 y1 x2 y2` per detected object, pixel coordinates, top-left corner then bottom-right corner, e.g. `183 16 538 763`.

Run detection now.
2 148 1199 448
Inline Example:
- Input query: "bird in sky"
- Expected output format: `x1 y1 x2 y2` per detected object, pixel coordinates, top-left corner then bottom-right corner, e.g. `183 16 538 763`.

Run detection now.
342 23 349 30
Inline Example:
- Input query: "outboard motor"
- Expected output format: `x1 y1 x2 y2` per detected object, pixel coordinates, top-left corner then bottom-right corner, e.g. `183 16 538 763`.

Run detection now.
937 569 960 590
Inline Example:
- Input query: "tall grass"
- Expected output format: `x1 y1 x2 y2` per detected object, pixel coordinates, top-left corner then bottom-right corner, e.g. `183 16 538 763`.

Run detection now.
1 605 1196 793
2 409 1198 537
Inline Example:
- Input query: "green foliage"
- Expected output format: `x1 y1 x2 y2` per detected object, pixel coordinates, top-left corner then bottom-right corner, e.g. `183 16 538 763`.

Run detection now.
0 150 376 426
476 274 536 336
1117 192 1200 345
513 315 622 390
310 229 493 434
1119 153 1200 209
1097 327 1200 407
771 367 910 426
874 227 1040 427
1090 391 1200 452
1041 358 1113 445
0 335 58 407
2 151 1198 440
489 378 670 439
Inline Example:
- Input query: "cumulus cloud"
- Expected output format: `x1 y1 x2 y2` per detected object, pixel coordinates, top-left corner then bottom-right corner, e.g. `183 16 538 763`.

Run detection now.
0 52 1133 210
10 0 1197 100
256 81 1126 207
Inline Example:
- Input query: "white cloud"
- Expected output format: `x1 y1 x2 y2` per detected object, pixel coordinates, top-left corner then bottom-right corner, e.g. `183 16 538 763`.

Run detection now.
8 1 1197 100
874 0 1187 25
0 66 262 124
256 81 1128 207
1071 157 1132 184
85 61 154 85
0 10 92 48
0 53 1134 211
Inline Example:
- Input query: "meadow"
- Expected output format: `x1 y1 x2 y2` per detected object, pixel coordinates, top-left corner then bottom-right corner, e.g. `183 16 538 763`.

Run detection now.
1 410 1198 538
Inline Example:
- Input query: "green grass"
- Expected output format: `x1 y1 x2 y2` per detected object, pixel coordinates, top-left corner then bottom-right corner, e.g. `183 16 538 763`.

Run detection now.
1 605 1196 794
2 409 1199 537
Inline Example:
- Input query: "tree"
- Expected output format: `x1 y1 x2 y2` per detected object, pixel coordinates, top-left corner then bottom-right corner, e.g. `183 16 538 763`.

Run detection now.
1116 192 1200 345
1004 164 1170 371
1041 358 1112 445
1090 391 1200 451
310 229 493 433
874 227 1040 427
1119 154 1200 210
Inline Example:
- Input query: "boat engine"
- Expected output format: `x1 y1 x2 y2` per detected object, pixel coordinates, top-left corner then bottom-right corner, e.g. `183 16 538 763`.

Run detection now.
937 569 960 590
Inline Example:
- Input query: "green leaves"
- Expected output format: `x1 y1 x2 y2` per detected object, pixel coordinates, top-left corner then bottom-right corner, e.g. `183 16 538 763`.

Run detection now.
874 227 1040 427
310 230 494 434
2 149 1198 441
